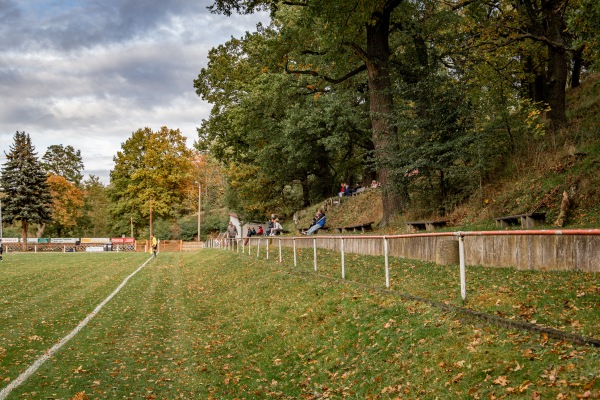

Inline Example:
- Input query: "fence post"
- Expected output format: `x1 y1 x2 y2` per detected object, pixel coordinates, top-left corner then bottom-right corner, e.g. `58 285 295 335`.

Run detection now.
384 236 390 288
63 245 66 253
278 239 282 263
242 238 245 254
293 238 297 267
313 238 317 272
257 238 261 258
459 233 466 301
266 239 269 260
341 238 345 279
248 239 251 255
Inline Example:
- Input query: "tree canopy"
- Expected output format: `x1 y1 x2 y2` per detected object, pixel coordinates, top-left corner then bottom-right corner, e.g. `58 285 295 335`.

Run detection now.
42 144 85 187
197 0 600 220
108 127 194 236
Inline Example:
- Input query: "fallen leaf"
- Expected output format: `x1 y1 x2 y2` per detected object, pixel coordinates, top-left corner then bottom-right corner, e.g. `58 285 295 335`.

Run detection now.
493 376 509 386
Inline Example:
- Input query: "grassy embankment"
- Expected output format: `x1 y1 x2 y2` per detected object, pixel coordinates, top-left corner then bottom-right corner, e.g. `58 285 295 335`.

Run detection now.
0 251 597 398
294 75 600 232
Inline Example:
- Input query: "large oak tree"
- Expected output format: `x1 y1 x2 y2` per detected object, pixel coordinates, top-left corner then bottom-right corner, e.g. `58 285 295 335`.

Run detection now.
205 0 408 225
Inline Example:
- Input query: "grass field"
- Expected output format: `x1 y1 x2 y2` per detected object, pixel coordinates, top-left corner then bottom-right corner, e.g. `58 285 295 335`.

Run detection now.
0 250 598 399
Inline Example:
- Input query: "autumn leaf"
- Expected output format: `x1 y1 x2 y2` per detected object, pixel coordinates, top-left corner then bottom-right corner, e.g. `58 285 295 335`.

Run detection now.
452 372 464 383
493 376 509 386
69 392 89 400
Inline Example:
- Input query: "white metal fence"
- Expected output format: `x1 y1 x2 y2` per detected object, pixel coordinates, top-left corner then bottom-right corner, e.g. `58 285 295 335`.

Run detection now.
206 229 600 301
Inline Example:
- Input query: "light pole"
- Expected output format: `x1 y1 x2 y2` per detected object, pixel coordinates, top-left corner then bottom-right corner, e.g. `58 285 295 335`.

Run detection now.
197 183 202 242
149 196 153 241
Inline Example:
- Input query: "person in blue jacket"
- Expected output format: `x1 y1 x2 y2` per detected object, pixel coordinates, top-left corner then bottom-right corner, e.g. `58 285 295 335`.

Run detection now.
304 210 326 235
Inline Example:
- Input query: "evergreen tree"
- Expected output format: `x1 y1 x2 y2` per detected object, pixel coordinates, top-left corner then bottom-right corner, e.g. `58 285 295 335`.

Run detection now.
0 132 52 249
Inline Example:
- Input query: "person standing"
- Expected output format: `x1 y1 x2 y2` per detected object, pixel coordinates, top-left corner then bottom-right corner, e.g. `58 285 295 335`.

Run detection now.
0 240 3 262
151 235 158 257
227 222 238 248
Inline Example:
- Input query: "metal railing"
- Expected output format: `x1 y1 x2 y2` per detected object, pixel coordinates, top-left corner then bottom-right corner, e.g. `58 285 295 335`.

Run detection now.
214 229 600 301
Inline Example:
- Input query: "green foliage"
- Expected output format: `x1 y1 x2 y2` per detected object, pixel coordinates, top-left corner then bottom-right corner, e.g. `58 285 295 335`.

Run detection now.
177 215 199 241
152 218 171 240
41 144 84 187
177 210 229 241
568 0 600 68
200 0 600 223
0 132 52 243
109 127 194 236
195 25 374 218
78 175 112 237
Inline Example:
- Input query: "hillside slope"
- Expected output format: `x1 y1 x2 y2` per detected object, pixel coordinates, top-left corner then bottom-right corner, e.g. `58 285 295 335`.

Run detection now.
293 75 600 232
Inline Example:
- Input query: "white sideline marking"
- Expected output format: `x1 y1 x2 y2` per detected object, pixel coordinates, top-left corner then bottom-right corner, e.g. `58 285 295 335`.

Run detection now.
0 256 155 399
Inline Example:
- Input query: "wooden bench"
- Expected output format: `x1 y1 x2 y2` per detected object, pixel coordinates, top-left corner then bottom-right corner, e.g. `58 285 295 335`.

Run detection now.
297 226 328 234
406 220 448 233
334 221 374 233
494 213 546 229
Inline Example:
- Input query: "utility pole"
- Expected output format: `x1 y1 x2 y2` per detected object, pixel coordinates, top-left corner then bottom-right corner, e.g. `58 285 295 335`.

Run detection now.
149 196 153 242
198 184 202 242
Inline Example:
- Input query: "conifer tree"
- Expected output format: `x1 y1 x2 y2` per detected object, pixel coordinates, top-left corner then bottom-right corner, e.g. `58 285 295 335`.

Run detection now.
0 131 52 249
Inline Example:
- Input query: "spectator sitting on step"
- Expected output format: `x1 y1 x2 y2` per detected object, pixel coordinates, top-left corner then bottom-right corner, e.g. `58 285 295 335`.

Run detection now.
257 225 264 235
343 183 353 196
304 210 326 235
270 219 283 236
265 218 274 236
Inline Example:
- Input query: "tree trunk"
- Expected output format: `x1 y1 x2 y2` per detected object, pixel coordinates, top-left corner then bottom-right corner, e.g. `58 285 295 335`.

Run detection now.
37 223 46 238
301 175 311 207
571 46 584 89
542 0 568 130
363 0 407 226
21 220 28 252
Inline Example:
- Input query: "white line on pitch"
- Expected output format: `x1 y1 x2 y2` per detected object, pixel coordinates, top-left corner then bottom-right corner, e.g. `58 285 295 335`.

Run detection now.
0 255 155 400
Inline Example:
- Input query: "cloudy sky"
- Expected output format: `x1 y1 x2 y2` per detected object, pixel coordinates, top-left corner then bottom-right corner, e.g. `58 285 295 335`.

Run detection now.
0 0 267 183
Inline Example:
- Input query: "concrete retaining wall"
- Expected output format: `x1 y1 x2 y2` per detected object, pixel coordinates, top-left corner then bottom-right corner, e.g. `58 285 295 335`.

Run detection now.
274 234 599 272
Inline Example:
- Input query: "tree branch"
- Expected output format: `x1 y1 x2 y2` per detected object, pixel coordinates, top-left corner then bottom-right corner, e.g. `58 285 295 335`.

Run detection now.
285 60 367 84
281 0 308 5
301 50 327 56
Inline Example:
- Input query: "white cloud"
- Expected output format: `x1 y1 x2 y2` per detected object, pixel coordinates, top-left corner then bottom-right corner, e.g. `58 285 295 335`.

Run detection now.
0 0 268 184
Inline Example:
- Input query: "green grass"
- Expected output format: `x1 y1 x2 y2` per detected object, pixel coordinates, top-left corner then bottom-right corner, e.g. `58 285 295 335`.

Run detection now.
0 251 598 399
271 245 600 338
